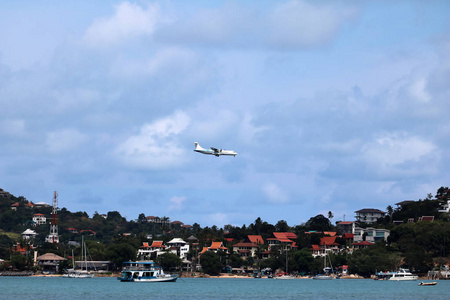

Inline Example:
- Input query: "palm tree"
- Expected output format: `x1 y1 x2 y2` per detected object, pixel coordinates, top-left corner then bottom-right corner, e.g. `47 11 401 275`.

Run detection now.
386 205 393 222
328 211 334 224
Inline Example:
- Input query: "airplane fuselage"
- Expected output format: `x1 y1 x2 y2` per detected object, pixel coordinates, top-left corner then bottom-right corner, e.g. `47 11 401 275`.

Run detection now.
194 149 237 157
194 142 237 157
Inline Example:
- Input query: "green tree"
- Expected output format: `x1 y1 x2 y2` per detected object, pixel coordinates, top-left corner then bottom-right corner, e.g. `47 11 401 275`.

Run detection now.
404 244 433 273
291 248 314 274
105 243 136 269
386 205 394 222
305 215 332 231
229 254 244 268
348 243 399 277
327 211 334 224
275 220 289 232
200 251 222 275
157 252 182 271
10 254 29 270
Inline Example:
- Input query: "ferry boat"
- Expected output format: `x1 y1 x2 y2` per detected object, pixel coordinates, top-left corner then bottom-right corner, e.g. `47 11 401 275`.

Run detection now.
118 261 178 282
375 268 418 281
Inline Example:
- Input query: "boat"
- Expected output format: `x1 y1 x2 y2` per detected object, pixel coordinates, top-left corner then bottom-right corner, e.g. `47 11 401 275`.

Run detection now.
62 237 95 278
418 281 437 286
312 253 334 280
274 273 295 279
274 247 295 279
375 268 418 281
118 261 178 282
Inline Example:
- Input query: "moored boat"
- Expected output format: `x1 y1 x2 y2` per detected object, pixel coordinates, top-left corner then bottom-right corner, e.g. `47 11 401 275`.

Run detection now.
274 273 295 279
418 281 437 286
375 268 418 281
118 261 177 282
62 237 95 278
312 254 334 280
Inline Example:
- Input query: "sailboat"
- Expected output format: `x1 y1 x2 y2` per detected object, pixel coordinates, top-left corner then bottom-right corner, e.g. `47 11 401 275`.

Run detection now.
312 252 334 280
62 236 95 278
274 246 295 279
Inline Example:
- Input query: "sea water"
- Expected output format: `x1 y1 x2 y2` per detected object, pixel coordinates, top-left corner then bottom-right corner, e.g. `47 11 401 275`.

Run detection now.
0 277 448 299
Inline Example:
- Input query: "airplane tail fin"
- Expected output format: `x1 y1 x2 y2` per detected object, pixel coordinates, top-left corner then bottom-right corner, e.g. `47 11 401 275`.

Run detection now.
194 142 204 150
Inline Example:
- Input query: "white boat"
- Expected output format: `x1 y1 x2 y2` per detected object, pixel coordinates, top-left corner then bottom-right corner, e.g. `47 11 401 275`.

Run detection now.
388 268 418 281
62 237 95 278
375 268 418 281
118 261 178 282
418 281 437 286
274 247 295 279
274 274 295 279
313 253 334 280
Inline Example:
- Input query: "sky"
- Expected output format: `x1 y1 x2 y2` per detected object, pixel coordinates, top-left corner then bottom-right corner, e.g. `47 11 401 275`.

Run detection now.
1 0 450 228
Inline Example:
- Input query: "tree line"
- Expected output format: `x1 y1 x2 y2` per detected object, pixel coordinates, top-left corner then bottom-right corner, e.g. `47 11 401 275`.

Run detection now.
0 187 449 276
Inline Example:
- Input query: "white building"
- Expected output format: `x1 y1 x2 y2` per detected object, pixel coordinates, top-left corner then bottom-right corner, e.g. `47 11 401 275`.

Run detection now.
355 208 385 224
167 238 189 259
438 200 450 213
353 227 390 243
32 213 47 226
137 241 166 259
21 229 38 240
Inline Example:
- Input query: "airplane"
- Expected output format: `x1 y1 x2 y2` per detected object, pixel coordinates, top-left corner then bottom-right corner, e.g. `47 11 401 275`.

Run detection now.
194 142 237 157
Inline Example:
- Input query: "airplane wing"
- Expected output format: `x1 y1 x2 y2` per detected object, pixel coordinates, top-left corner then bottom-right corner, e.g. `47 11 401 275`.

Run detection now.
210 147 222 153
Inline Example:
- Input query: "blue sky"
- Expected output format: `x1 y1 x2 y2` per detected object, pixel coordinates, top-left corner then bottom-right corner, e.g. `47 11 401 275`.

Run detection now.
1 0 450 227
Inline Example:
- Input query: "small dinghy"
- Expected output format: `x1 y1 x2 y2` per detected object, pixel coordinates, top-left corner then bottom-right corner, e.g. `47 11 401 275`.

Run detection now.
418 281 437 286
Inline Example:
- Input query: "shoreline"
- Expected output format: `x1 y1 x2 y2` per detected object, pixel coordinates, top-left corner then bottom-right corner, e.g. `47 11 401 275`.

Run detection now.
4 272 432 280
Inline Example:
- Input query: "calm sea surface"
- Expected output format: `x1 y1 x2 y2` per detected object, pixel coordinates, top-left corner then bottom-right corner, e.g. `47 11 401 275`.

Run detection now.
1 277 448 299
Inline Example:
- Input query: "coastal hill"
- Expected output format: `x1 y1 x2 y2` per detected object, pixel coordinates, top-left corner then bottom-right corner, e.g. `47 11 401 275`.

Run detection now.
0 187 449 276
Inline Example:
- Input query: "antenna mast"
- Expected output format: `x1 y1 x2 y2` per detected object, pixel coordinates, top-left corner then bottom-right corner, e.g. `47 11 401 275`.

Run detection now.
45 191 59 245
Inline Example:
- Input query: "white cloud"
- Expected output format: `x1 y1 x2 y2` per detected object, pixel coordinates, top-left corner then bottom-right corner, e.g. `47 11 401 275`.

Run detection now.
46 128 88 153
361 132 436 169
83 2 160 47
115 111 190 169
158 0 357 50
268 0 357 48
408 77 431 103
168 196 186 212
263 182 289 204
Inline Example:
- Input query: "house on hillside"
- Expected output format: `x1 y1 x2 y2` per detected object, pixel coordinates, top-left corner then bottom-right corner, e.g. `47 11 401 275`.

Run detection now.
352 241 374 250
246 235 264 245
439 200 450 213
21 229 38 240
355 208 385 224
337 221 355 234
145 216 171 225
267 232 297 251
137 241 166 259
311 236 340 257
353 227 389 243
32 213 47 226
0 188 11 198
12 243 32 255
232 242 260 259
200 242 228 255
167 238 189 259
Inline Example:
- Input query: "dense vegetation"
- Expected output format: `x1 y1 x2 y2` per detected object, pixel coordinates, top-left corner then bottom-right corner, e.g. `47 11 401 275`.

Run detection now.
0 187 449 276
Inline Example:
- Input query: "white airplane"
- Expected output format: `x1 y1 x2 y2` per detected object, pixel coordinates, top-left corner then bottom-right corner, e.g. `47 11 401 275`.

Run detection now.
194 142 237 157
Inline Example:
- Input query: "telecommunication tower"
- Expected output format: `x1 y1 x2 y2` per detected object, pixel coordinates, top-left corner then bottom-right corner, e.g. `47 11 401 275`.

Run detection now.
45 191 59 245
